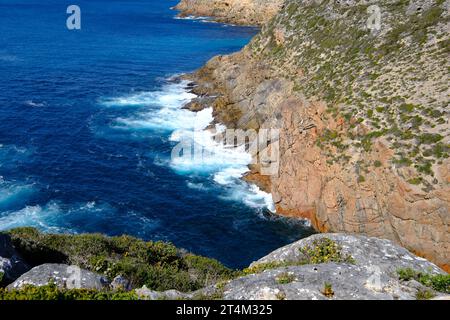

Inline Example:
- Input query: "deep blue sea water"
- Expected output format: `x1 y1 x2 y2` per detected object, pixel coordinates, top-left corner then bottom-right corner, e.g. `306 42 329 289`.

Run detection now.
0 0 313 268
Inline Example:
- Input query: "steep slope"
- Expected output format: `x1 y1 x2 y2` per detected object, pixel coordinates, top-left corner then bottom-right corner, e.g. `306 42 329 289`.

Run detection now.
174 0 284 25
186 0 450 270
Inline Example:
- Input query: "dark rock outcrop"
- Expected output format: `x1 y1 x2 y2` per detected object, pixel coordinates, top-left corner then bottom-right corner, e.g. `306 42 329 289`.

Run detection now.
0 234 30 284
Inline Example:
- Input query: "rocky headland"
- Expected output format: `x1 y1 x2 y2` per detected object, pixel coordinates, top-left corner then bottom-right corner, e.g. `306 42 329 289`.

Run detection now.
176 0 450 272
0 0 448 301
174 0 283 26
1 228 449 300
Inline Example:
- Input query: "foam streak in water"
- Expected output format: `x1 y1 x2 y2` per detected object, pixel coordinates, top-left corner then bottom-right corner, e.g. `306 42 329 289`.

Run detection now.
102 80 275 212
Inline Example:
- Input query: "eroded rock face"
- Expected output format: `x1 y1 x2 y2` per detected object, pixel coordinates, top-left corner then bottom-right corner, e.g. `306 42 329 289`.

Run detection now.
221 234 447 300
186 0 450 271
0 234 30 284
7 264 110 290
174 0 284 26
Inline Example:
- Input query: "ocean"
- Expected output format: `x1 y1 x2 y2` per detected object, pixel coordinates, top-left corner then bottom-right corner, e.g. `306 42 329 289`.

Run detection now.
0 0 313 268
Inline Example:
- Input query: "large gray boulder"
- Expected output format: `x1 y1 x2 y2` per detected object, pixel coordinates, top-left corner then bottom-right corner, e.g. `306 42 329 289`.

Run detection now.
220 234 448 300
222 263 428 300
7 264 110 291
0 234 30 284
253 233 445 274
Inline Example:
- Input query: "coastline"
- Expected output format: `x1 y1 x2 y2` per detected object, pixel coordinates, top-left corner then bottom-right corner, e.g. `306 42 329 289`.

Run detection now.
173 0 283 26
0 1 448 300
170 1 450 272
169 76 278 213
2 227 448 300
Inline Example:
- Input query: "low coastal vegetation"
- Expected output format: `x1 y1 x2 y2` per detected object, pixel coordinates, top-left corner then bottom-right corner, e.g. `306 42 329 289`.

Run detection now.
4 227 238 293
275 272 296 285
321 282 334 298
243 237 355 274
0 284 139 301
0 231 363 300
253 0 449 188
397 268 450 294
1 229 448 300
299 238 355 265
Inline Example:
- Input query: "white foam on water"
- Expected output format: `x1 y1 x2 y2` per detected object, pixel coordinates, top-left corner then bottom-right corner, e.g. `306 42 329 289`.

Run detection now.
174 15 212 21
0 201 66 233
0 201 158 233
100 83 196 109
0 144 30 161
24 100 46 107
186 182 208 191
101 80 275 212
169 122 252 173
0 178 35 210
106 81 211 132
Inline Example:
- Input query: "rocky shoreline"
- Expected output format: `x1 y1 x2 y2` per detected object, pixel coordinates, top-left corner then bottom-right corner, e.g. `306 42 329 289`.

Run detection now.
1 228 449 300
173 0 283 26
0 0 448 301
174 0 450 272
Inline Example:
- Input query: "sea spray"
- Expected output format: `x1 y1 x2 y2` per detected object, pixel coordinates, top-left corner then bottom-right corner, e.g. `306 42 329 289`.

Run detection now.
103 79 276 212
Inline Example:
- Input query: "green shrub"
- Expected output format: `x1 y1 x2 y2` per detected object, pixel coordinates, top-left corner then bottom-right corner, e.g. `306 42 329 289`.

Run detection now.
399 104 416 113
407 178 422 185
322 282 334 298
416 289 436 300
243 262 287 275
397 268 450 293
417 133 444 144
4 228 236 292
374 160 382 168
299 238 355 264
0 284 138 300
416 161 433 175
276 272 296 284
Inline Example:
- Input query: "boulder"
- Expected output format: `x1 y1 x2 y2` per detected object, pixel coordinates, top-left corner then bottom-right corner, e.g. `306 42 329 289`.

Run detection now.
220 234 448 300
7 264 110 291
135 285 191 300
253 233 445 275
0 234 30 284
110 275 132 292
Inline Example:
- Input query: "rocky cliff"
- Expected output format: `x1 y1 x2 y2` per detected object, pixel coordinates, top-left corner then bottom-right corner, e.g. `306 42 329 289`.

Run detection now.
174 0 283 25
181 0 450 271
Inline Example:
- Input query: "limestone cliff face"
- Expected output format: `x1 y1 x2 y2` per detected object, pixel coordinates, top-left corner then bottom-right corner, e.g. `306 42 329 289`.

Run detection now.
174 0 283 25
186 0 450 271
